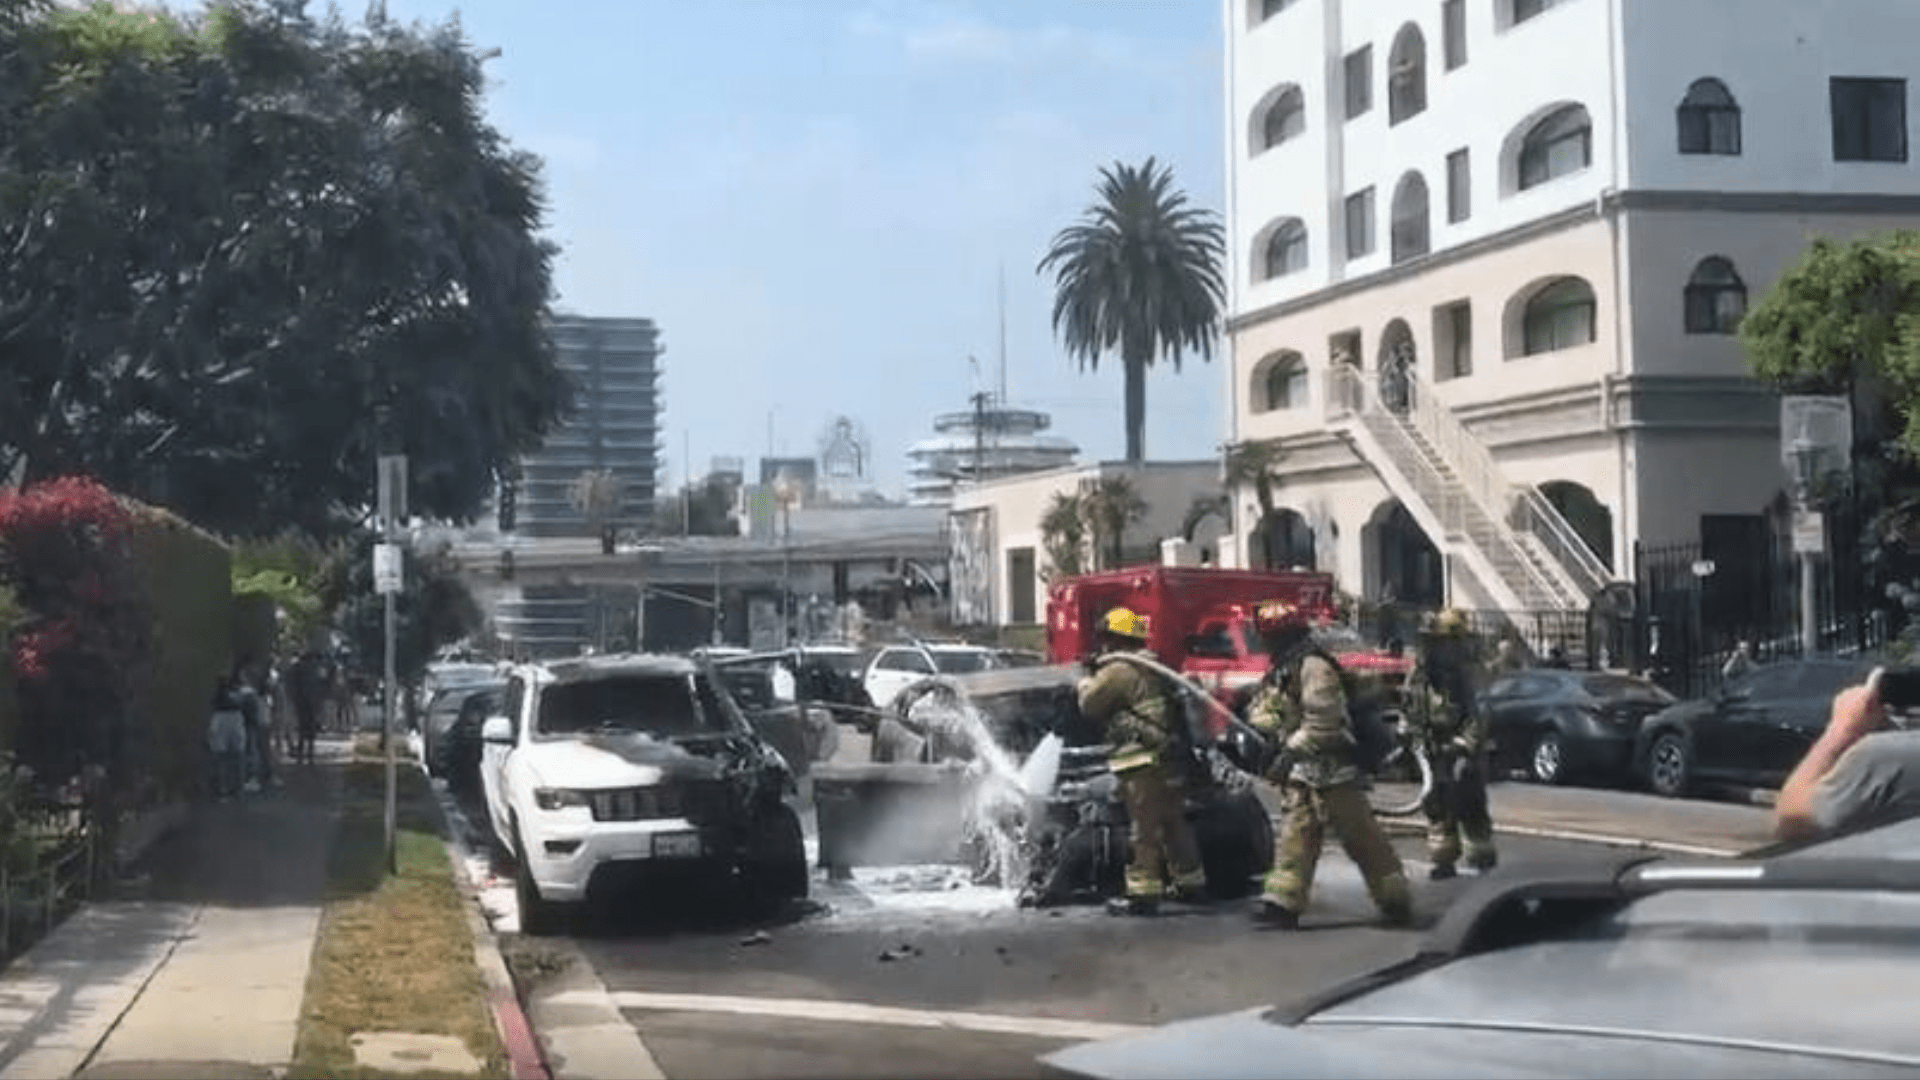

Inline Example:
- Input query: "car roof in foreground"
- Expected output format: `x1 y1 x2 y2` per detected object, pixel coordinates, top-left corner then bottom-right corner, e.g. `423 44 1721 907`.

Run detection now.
1044 815 1920 1080
537 653 696 683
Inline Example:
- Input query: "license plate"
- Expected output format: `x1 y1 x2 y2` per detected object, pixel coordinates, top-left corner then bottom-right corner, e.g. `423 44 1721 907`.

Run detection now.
651 832 702 859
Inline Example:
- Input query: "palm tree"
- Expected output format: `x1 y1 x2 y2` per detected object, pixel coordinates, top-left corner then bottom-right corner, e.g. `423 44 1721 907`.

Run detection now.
1081 475 1148 570
1039 492 1087 580
1224 439 1286 568
1038 158 1226 463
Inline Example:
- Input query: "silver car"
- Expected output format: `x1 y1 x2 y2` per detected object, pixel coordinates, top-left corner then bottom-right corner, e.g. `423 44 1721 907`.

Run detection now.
1045 814 1920 1079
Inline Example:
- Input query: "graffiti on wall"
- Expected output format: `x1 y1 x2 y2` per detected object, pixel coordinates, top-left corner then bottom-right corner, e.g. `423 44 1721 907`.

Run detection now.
948 507 995 626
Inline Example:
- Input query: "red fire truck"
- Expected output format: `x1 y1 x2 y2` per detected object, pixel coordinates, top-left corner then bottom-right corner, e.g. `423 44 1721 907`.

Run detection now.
1045 566 1413 733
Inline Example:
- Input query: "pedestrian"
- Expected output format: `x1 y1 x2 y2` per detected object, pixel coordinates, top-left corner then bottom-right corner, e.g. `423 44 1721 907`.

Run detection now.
1075 606 1209 917
291 650 328 765
1722 640 1756 682
207 676 248 801
1489 637 1526 676
233 660 280 792
1405 609 1498 880
1773 676 1920 841
1544 646 1572 670
1246 600 1412 930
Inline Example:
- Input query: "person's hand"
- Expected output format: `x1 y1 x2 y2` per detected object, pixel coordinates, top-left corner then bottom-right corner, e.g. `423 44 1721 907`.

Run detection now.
1825 683 1886 749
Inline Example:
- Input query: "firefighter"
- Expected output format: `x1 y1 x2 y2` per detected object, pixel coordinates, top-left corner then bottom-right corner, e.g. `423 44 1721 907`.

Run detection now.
1406 608 1498 880
1076 606 1208 916
1247 600 1412 929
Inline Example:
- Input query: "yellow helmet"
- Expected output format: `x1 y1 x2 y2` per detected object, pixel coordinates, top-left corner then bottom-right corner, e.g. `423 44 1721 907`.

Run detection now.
1100 607 1149 641
1430 608 1469 636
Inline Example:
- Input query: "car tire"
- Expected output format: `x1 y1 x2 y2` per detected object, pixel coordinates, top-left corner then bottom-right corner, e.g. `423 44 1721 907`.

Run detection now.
1645 731 1693 799
743 804 809 908
512 823 564 936
1529 731 1567 786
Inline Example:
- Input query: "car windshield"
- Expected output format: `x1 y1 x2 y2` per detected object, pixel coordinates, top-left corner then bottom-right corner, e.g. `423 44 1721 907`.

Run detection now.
1581 674 1674 703
931 649 994 674
536 673 719 738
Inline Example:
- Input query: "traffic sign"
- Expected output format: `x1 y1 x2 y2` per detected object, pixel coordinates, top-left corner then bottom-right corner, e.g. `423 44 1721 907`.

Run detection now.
374 542 404 594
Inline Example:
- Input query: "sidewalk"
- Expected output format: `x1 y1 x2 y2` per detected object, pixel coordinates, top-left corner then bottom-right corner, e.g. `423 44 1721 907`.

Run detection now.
0 741 348 1080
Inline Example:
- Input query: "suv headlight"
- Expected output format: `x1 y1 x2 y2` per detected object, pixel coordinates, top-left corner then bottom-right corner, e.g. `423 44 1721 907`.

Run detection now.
533 788 589 811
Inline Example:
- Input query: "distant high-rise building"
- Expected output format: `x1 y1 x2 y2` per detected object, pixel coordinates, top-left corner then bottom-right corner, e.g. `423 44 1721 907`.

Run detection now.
513 315 662 538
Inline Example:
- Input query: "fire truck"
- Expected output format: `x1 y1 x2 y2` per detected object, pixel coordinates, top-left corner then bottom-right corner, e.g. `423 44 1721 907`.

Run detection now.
1046 566 1414 733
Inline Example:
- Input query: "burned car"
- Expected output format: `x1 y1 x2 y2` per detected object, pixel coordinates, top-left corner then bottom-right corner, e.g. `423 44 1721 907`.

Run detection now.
817 663 1274 907
478 654 809 934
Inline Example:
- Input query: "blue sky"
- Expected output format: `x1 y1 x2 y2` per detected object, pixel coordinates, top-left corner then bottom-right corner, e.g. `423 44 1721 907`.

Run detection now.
372 0 1226 494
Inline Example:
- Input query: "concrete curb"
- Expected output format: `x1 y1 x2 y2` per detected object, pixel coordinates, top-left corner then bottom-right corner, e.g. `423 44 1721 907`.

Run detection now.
1380 815 1746 858
420 767 554 1080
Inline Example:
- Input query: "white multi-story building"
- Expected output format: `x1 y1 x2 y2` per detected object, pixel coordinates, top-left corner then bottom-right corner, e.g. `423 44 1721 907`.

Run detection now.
1224 0 1920 617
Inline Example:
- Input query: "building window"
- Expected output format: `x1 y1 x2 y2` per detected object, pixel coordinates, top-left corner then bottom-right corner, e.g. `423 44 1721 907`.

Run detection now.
1684 256 1747 335
1521 277 1598 356
1390 173 1430 264
1258 0 1298 22
1344 46 1373 120
1511 0 1566 26
1259 351 1310 410
1446 148 1471 222
1442 0 1467 70
1677 78 1741 155
1262 218 1309 279
1330 329 1363 368
1258 86 1306 152
1831 77 1908 163
1434 301 1472 380
1388 24 1427 125
1345 188 1376 259
1518 104 1593 190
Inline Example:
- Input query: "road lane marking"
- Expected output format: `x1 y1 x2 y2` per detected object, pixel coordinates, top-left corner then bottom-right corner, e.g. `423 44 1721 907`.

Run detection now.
590 990 1150 1042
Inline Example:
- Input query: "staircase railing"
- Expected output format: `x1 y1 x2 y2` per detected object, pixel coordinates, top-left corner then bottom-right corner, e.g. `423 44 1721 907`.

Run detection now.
1325 365 1569 610
1350 364 1613 602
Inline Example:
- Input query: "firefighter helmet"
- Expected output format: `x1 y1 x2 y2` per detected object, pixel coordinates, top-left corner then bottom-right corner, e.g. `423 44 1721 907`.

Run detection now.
1100 607 1149 641
1429 608 1469 636
1253 599 1311 638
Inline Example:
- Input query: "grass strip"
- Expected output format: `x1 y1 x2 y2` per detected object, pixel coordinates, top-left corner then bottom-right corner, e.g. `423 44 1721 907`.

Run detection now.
289 761 509 1080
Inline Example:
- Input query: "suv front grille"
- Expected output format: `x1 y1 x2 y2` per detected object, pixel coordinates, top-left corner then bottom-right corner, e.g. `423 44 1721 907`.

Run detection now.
589 781 727 823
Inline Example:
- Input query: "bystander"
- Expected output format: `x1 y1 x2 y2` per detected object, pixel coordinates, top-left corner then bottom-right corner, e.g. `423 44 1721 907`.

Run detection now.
1774 680 1920 841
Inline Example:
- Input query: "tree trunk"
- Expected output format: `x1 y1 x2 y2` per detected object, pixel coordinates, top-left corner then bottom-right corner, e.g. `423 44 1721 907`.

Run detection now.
1123 351 1148 464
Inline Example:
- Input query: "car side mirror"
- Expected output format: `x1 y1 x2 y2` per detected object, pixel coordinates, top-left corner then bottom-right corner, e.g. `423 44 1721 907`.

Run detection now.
481 715 515 744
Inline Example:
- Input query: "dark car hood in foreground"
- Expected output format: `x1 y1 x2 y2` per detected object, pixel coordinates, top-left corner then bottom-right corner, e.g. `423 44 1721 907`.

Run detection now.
1046 882 1920 1079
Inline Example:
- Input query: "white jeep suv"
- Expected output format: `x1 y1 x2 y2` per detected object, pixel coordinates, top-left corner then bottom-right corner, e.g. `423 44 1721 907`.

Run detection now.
478 653 809 934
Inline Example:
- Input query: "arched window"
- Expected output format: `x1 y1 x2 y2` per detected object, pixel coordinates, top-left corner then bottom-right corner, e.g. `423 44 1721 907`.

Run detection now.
1387 24 1427 125
1389 172 1431 264
1257 86 1306 152
1518 104 1592 190
1684 256 1747 335
1262 219 1309 279
1677 78 1741 156
1521 277 1597 355
1257 351 1309 410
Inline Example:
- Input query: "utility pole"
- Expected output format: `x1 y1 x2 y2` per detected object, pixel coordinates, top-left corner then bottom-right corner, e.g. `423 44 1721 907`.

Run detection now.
373 425 407 878
1791 439 1822 657
970 390 992 487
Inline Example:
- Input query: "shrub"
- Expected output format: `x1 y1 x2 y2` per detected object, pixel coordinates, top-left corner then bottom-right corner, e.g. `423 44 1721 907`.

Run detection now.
122 501 231 804
0 477 152 792
0 582 20 752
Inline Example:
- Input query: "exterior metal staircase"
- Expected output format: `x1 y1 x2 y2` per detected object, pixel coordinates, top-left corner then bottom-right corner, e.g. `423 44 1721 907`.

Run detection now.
1324 364 1614 615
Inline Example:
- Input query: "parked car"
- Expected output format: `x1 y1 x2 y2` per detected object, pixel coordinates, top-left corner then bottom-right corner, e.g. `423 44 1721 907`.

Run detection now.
861 643 1001 710
706 652 840 775
1480 669 1675 787
1634 656 1875 798
478 653 809 934
1044 813 1920 1079
423 681 504 793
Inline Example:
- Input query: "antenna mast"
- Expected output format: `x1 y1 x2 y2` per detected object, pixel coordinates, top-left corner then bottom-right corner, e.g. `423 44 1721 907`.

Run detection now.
996 261 1008 405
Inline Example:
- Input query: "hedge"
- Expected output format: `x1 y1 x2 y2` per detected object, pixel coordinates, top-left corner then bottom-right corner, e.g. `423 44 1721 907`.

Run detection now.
122 501 232 804
0 583 18 753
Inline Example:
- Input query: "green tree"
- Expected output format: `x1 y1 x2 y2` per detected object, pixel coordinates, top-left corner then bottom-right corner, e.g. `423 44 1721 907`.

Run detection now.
654 477 740 537
1081 475 1148 571
335 532 482 698
1225 438 1287 568
0 1 570 538
1039 492 1087 580
1037 158 1225 463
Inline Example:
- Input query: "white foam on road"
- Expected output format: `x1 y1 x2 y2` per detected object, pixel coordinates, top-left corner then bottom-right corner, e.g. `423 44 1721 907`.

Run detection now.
593 989 1148 1043
432 781 521 934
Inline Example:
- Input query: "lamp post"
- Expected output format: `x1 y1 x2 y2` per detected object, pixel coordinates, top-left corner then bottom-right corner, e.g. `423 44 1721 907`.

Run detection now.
1789 438 1822 657
773 472 800 648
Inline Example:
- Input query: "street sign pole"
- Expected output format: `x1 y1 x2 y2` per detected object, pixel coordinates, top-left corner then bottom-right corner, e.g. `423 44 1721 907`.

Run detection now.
376 454 407 877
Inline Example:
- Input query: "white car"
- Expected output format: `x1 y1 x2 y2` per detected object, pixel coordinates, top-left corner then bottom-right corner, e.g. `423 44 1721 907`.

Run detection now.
861 643 1001 710
478 653 809 934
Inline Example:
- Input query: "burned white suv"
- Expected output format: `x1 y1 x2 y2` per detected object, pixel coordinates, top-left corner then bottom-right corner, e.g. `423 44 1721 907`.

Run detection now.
478 653 809 934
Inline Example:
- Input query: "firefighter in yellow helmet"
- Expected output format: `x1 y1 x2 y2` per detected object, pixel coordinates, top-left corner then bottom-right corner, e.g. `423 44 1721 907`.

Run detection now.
1245 600 1412 929
1076 606 1208 916
1405 608 1498 879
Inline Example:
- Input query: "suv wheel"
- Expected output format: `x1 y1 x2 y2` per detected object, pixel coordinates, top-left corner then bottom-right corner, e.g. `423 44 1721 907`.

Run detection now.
743 805 809 908
512 821 564 936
